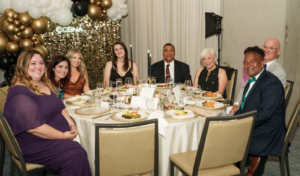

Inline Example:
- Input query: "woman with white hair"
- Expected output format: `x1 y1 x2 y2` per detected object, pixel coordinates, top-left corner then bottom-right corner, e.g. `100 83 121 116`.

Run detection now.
193 48 228 98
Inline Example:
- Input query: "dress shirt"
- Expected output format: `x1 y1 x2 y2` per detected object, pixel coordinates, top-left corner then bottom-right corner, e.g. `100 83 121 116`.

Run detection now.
164 60 174 80
265 59 276 69
244 69 264 96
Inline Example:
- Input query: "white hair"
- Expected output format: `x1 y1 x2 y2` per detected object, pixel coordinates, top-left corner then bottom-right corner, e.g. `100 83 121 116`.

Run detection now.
200 48 217 65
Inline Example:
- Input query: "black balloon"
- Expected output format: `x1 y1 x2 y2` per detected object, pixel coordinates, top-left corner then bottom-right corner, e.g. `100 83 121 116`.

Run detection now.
11 52 19 60
6 52 12 58
4 70 12 82
71 0 81 2
81 0 89 3
0 54 11 71
71 2 88 17
9 64 16 75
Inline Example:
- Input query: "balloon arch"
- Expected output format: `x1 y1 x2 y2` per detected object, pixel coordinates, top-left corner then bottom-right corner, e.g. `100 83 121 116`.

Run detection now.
0 0 128 88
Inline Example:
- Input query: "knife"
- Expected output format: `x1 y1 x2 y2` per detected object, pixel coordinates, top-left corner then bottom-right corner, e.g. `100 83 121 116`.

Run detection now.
92 112 115 119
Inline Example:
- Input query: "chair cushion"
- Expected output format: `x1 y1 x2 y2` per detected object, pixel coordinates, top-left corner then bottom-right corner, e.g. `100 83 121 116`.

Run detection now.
11 156 45 171
0 86 8 114
170 150 240 176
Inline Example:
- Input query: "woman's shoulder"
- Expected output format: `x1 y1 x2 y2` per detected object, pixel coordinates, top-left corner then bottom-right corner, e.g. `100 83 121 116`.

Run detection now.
7 85 34 100
197 67 205 73
218 68 227 74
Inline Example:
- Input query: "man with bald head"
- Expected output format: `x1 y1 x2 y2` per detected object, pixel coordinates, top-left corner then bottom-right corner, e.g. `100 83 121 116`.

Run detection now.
230 38 286 114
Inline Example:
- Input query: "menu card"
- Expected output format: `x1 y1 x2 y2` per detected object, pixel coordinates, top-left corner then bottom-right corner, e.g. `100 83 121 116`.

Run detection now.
173 86 181 104
165 90 175 103
139 88 155 98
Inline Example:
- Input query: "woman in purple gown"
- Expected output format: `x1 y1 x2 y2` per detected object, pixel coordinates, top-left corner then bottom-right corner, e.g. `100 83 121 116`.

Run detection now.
3 50 92 176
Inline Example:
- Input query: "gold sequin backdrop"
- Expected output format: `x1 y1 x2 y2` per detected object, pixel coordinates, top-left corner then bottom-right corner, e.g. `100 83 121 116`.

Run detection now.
43 17 120 89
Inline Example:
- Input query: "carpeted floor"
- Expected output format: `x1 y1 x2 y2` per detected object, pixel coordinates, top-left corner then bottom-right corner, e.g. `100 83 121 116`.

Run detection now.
1 128 299 176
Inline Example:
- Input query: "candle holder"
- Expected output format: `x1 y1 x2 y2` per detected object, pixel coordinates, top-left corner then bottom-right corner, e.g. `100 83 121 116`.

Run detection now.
148 76 151 84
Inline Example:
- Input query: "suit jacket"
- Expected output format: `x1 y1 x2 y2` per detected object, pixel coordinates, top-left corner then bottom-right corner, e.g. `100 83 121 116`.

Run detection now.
235 59 286 105
151 60 192 83
235 70 286 156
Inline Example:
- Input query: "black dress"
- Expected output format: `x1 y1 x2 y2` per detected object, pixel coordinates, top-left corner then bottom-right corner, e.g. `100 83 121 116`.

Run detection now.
110 67 132 84
197 65 227 99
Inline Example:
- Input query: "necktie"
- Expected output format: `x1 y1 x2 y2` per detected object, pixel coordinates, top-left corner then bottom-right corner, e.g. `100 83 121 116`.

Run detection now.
166 64 170 83
241 77 257 111
264 64 267 69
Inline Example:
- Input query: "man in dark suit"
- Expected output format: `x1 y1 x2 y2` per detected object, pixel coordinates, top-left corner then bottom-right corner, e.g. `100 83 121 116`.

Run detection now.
151 43 192 83
235 46 286 176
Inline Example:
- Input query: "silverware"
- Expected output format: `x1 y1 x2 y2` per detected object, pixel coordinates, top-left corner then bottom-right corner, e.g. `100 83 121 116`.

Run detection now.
195 113 205 118
92 112 115 119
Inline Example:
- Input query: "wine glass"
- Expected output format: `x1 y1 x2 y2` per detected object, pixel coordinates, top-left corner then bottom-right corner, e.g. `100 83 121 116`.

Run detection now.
193 85 202 99
151 77 156 88
92 90 101 105
125 77 132 89
146 98 155 111
110 93 118 109
185 80 192 87
179 93 188 107
116 78 123 91
166 77 174 89
96 83 103 89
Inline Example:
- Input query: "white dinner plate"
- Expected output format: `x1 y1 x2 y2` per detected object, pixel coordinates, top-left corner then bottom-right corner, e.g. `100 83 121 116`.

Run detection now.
165 109 195 119
65 96 91 105
195 100 225 110
199 91 222 100
75 105 111 115
111 111 148 122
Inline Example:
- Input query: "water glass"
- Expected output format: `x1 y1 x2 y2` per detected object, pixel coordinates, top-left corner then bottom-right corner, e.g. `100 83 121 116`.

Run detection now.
166 77 174 89
185 86 192 99
185 80 192 87
179 93 188 107
116 78 123 91
96 83 103 89
146 98 155 111
125 77 132 89
92 90 101 105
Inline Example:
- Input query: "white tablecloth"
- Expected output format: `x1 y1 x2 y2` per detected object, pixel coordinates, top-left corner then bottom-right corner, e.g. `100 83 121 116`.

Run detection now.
66 103 225 176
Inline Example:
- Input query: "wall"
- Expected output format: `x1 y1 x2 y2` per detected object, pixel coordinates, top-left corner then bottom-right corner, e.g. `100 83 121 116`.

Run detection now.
282 0 300 123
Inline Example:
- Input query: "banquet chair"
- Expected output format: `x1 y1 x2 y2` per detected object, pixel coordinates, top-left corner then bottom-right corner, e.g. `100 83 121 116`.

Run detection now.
0 86 8 176
170 110 257 176
269 96 300 176
95 119 158 176
285 80 294 109
0 86 8 114
220 66 238 106
0 112 54 176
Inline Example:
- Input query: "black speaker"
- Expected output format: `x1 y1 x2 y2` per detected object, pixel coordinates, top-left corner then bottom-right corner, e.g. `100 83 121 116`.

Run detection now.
205 12 223 37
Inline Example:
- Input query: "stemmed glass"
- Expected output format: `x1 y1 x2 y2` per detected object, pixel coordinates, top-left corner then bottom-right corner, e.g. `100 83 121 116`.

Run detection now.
185 80 192 99
146 98 155 111
179 93 188 107
166 77 174 89
125 77 132 89
116 78 123 91
109 93 118 109
92 90 102 105
151 77 156 88
104 81 112 101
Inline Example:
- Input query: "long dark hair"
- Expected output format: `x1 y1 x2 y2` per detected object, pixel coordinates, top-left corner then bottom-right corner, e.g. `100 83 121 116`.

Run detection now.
112 41 129 71
47 55 71 91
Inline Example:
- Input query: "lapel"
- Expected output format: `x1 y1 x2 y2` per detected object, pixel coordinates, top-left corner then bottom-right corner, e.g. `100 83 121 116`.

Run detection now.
243 70 266 108
157 61 165 83
174 60 180 83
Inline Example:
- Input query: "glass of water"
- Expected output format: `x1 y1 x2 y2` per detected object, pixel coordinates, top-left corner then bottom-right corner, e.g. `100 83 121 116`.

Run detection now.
92 90 101 105
116 78 123 91
179 93 188 107
125 77 132 89
146 98 155 111
166 77 174 89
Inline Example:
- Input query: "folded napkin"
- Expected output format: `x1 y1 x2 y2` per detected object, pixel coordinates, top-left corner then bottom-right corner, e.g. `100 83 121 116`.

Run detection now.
148 111 169 138
117 103 132 109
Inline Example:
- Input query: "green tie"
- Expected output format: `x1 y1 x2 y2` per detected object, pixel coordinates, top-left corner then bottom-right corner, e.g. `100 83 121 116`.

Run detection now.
241 77 257 111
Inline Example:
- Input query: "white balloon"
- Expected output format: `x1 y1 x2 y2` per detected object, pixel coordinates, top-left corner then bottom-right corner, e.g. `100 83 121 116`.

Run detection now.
123 4 127 8
0 0 11 14
28 5 42 19
117 8 121 13
39 0 51 8
64 0 73 9
30 0 35 6
61 3 66 8
57 0 62 3
50 15 57 23
112 0 124 8
42 8 48 14
36 2 42 8
121 8 128 16
10 0 30 13
107 6 118 18
56 4 62 10
116 13 122 20
55 8 73 26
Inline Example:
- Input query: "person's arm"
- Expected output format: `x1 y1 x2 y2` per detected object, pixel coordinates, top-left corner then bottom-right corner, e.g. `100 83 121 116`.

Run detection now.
215 68 228 95
193 68 203 87
83 70 90 92
61 109 78 134
230 87 244 114
27 124 77 140
103 61 112 85
133 61 139 85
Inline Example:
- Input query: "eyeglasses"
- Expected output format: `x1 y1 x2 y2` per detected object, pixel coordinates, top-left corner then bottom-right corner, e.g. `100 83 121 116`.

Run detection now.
263 46 278 51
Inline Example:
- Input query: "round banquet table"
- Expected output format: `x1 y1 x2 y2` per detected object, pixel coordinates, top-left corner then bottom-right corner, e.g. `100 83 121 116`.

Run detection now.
65 89 226 176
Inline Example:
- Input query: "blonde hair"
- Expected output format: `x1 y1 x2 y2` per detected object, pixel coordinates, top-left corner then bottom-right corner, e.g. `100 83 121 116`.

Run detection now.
10 49 58 96
65 49 87 84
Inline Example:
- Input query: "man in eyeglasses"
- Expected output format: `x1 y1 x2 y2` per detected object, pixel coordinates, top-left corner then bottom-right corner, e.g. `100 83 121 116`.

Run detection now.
230 38 286 114
234 46 286 176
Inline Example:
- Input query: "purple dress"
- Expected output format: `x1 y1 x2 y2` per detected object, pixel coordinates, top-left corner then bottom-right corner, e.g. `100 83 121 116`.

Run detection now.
3 85 92 176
